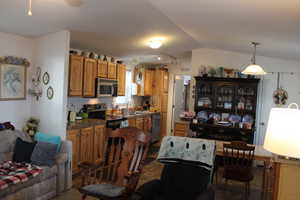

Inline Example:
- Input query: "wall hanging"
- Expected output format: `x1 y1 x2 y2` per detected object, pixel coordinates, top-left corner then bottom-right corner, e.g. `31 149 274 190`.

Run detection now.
0 56 30 100
47 86 54 100
42 72 50 85
273 72 288 106
28 67 43 100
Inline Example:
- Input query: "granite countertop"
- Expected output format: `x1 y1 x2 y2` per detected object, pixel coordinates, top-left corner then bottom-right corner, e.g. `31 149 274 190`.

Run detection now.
67 119 106 130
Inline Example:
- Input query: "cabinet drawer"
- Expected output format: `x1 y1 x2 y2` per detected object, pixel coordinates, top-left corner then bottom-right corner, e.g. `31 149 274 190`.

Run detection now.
174 130 187 137
175 123 189 131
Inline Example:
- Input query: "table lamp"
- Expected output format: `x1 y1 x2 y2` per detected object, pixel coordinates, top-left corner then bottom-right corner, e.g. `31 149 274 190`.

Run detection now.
263 103 300 159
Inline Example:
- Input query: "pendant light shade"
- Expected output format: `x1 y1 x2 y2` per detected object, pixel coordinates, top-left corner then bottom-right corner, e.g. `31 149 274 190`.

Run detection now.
242 42 267 75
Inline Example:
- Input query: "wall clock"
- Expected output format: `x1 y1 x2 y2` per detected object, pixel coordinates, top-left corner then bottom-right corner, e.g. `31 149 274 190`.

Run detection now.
47 86 54 100
42 72 50 85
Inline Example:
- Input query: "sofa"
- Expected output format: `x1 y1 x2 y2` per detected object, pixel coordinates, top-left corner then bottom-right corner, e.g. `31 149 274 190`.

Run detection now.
0 129 72 200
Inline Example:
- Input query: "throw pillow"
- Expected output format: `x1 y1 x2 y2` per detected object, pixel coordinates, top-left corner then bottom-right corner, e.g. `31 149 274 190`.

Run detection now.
34 132 61 152
31 141 58 167
13 138 37 163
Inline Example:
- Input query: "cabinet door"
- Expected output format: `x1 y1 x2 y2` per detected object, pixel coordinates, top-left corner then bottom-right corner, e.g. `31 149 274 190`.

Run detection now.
174 122 189 137
83 58 97 97
80 127 94 163
144 69 153 96
69 55 84 96
67 129 80 173
117 64 126 96
98 60 108 78
161 112 167 138
108 62 117 80
136 118 144 130
128 118 136 127
93 125 107 164
162 70 169 93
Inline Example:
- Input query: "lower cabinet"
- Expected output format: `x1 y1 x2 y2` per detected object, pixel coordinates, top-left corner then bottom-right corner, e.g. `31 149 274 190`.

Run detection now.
174 121 189 137
67 124 106 174
161 112 167 138
129 116 152 134
136 118 144 130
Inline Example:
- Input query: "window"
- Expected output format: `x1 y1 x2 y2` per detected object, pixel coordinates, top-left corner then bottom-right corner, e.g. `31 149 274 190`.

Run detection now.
115 70 133 104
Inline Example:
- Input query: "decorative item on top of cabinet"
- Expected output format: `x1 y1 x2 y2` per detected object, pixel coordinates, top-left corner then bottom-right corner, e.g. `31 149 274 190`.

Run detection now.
83 58 97 97
117 64 126 96
80 127 94 163
107 62 117 80
93 125 107 165
69 55 84 96
97 60 108 78
67 129 80 173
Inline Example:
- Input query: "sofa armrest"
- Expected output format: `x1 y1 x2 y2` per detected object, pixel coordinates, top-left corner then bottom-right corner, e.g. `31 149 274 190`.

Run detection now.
195 185 215 200
56 140 72 194
130 179 162 200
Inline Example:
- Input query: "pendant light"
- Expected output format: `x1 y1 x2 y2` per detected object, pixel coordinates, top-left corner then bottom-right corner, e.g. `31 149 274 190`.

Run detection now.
27 0 33 16
242 42 267 75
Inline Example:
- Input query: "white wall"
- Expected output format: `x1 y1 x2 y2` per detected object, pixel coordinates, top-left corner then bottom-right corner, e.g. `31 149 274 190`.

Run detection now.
31 31 70 139
191 48 300 145
0 32 34 130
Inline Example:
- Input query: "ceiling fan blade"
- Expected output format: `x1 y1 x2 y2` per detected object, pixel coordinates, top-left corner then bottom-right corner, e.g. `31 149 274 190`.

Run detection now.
64 0 83 7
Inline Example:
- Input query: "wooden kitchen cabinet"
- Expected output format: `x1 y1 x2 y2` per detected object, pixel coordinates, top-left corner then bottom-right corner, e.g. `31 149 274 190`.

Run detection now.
161 112 167 138
108 62 117 80
128 118 136 127
83 58 97 97
98 60 108 78
143 116 152 133
69 55 84 96
162 70 169 93
80 127 94 163
144 69 153 96
117 64 126 96
174 122 189 137
136 118 144 130
93 125 107 164
67 129 80 173
161 93 168 113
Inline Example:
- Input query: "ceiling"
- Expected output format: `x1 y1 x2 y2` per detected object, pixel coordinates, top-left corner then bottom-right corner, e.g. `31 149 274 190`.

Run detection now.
1 0 300 60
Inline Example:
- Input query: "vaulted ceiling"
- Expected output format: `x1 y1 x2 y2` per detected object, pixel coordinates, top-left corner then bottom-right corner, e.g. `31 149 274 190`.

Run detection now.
1 0 300 60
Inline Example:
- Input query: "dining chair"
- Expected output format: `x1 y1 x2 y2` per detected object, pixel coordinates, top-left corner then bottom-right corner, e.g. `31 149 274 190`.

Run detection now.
223 141 255 199
78 128 151 200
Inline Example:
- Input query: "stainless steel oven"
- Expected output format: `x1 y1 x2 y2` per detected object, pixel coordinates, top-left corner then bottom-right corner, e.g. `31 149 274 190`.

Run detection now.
96 78 118 97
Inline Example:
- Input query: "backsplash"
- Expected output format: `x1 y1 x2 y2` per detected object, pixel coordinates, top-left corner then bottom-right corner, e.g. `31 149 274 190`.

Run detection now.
67 96 144 112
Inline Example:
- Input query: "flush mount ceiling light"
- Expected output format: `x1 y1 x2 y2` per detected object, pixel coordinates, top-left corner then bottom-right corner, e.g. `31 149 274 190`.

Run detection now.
148 38 164 49
242 42 267 75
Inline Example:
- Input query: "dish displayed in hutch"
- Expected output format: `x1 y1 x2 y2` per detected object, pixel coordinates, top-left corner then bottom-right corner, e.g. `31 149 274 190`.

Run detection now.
191 77 259 144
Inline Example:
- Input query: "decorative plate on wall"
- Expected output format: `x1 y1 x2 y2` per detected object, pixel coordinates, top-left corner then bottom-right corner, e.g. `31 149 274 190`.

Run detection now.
42 72 50 85
47 86 54 100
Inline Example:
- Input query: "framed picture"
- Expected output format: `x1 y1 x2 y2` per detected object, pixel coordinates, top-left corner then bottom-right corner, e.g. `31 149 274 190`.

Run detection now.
0 64 27 100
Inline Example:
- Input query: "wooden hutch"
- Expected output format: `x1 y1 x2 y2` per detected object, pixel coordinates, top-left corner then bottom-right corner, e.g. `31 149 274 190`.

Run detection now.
191 77 259 144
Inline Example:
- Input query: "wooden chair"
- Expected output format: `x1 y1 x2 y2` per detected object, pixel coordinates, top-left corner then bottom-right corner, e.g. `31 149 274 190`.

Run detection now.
79 127 151 200
223 141 255 199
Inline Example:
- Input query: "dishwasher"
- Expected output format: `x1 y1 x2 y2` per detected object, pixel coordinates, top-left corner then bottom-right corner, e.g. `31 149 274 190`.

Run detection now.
151 113 161 143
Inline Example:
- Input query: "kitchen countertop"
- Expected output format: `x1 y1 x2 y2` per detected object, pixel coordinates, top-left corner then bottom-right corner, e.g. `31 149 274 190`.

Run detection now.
67 119 106 130
67 112 160 131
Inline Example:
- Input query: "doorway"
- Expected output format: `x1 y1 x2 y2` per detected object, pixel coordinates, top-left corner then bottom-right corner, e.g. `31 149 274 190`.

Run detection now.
171 75 192 133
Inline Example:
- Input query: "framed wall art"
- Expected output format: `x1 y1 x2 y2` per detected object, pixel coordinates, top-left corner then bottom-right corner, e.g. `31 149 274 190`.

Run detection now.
0 56 30 100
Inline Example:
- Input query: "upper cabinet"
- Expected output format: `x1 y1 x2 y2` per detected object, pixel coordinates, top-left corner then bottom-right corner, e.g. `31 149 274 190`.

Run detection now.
144 69 154 96
162 70 169 93
108 62 117 80
117 64 126 96
135 68 154 96
69 55 84 96
83 58 97 97
97 60 108 78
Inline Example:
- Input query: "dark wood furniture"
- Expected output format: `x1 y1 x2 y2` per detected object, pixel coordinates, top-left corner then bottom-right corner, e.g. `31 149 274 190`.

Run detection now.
79 127 150 200
192 77 259 144
223 141 255 199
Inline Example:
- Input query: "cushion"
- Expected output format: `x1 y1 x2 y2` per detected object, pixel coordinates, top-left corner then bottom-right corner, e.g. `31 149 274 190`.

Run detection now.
34 132 61 152
12 138 36 163
79 184 126 198
31 141 58 167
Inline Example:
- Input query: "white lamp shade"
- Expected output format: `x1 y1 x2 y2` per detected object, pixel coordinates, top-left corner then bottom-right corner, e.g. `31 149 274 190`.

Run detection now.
242 64 267 75
263 107 300 158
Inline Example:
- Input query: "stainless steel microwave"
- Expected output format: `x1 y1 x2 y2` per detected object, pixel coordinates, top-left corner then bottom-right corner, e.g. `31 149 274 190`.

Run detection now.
96 78 118 97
